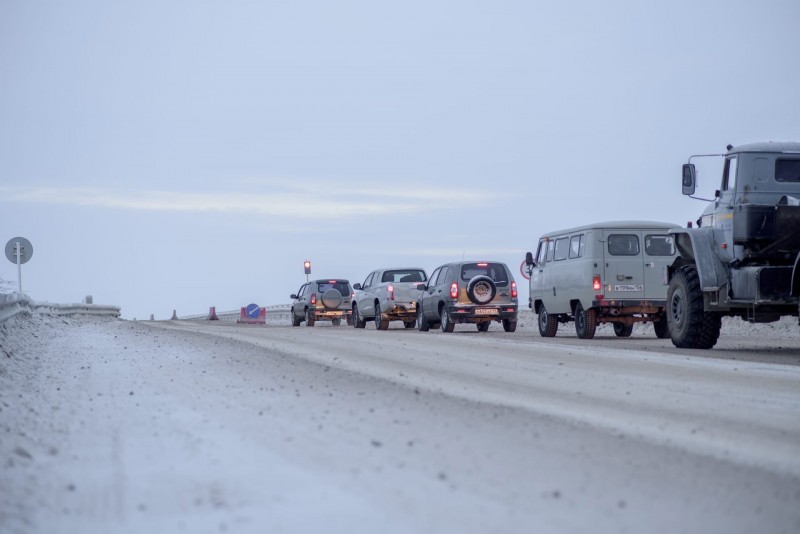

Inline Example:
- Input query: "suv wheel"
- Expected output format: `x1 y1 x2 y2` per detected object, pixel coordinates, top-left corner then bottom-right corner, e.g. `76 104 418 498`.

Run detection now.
502 319 517 333
467 276 497 304
613 322 633 337
667 265 721 349
476 322 490 332
375 302 389 330
574 303 596 339
537 305 558 337
291 312 302 327
417 306 430 332
353 304 366 329
440 307 455 333
305 309 316 327
332 318 342 326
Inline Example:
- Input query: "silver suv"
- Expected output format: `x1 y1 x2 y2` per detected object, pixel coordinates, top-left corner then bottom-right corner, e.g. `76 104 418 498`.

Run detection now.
417 261 518 332
290 279 353 327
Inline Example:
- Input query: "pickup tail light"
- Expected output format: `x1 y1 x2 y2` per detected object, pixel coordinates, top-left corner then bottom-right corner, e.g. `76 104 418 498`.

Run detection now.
388 284 395 301
511 281 517 298
450 282 458 299
592 275 602 291
311 293 316 305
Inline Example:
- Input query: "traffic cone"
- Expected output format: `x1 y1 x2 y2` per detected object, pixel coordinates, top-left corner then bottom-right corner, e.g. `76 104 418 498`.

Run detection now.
171 309 178 320
208 306 219 320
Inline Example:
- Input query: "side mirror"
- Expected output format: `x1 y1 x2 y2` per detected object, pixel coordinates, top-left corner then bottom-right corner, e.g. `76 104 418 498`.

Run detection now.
352 283 361 290
525 251 536 268
682 163 696 196
416 283 427 291
290 294 297 300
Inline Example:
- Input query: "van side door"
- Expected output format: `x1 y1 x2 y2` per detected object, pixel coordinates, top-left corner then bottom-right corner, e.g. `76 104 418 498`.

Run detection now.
642 233 676 300
602 231 645 301
530 239 547 305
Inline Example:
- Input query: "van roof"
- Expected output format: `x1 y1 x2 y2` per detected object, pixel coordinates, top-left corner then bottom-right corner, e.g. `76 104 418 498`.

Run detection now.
538 220 680 239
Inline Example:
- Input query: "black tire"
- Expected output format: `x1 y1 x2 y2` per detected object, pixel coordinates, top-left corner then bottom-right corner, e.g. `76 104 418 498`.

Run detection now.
404 319 416 329
653 316 669 339
502 319 517 333
417 306 430 332
353 305 366 329
476 322 490 332
667 265 721 349
537 304 558 337
575 303 596 339
466 276 497 304
305 309 315 327
375 302 389 331
440 307 455 333
346 314 353 326
332 318 342 326
291 312 302 327
613 322 634 337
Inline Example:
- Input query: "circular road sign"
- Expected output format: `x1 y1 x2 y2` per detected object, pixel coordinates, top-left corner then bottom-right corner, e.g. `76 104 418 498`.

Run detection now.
245 303 261 319
519 260 531 280
5 237 33 265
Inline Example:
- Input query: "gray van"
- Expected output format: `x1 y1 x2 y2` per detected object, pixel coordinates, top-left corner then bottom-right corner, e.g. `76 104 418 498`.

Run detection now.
525 221 679 339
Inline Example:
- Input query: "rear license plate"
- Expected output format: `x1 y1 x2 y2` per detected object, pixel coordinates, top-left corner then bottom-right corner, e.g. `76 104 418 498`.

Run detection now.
613 284 643 292
474 308 499 316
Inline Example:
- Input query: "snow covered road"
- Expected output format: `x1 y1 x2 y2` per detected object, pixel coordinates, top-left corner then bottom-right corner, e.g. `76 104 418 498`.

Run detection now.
2 315 799 533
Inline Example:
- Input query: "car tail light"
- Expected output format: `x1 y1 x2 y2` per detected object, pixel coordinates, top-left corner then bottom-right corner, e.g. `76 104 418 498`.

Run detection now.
388 284 395 301
511 281 517 298
311 293 316 305
477 262 488 267
450 282 458 299
592 275 602 291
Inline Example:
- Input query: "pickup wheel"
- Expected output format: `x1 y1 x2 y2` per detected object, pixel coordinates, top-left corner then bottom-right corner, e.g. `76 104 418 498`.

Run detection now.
537 304 558 337
375 302 389 330
417 306 430 332
613 323 633 337
305 309 315 327
352 304 366 329
440 307 455 333
574 303 596 339
476 322 490 332
653 315 669 339
667 265 721 349
502 319 517 333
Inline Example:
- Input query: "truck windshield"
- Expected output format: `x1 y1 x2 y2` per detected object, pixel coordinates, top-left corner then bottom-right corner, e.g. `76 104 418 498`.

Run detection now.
381 270 427 283
460 263 509 286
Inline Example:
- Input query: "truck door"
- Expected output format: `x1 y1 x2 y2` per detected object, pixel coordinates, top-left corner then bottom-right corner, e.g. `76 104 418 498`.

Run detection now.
602 231 645 301
642 233 676 300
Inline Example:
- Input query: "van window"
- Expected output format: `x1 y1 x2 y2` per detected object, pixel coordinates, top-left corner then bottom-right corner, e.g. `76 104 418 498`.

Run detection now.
553 238 569 261
546 239 555 262
776 158 800 182
644 234 675 256
536 240 547 263
460 262 509 287
608 234 640 256
569 234 584 259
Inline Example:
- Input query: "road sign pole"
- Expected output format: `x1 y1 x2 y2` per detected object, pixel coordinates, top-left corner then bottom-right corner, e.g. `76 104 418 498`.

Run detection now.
16 241 22 293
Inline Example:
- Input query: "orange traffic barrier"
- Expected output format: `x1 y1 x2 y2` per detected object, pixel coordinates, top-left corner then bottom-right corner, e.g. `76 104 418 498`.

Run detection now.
208 306 219 320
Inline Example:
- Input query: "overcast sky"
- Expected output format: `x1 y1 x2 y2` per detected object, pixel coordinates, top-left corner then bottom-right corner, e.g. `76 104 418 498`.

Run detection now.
1 0 798 320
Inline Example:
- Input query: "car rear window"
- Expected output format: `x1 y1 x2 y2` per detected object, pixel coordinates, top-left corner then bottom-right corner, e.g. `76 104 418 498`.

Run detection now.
381 270 427 283
607 234 640 256
316 281 351 294
460 263 509 286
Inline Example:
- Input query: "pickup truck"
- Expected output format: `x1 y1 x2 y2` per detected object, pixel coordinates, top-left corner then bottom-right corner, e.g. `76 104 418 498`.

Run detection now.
352 268 428 330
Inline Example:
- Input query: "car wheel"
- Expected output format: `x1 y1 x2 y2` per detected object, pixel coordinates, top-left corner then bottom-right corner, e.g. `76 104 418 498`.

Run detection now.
613 322 633 337
476 322 490 332
653 315 669 339
574 303 596 339
305 309 315 327
502 319 517 333
353 304 366 329
537 304 558 337
417 306 430 332
440 307 455 333
667 265 721 349
375 302 389 330
332 318 342 326
291 312 302 327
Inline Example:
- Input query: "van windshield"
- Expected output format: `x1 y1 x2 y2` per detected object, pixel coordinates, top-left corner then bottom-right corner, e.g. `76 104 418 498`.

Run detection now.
460 263 509 286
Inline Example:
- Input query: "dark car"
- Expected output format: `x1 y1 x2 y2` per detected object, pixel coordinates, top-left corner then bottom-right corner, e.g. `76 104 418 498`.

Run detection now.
290 279 353 326
416 261 518 333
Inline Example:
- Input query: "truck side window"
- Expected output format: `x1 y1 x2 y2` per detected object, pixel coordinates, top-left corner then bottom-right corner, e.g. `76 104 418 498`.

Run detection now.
645 234 675 256
553 238 569 261
776 158 800 182
608 234 640 256
569 235 584 259
722 156 738 191
546 239 555 262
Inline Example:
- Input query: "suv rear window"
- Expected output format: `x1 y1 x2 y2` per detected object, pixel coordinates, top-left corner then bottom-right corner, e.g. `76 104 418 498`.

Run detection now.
381 270 427 283
607 234 640 256
316 281 351 294
460 263 509 286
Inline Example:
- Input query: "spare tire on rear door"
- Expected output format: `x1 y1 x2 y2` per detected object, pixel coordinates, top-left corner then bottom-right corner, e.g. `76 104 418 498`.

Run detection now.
321 289 343 309
466 275 497 304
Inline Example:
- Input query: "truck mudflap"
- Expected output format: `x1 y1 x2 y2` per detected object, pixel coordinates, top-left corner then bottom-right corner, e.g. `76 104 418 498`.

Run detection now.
670 228 728 291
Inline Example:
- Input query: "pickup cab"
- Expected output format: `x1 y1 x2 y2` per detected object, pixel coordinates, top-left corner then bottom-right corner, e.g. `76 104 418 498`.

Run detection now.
352 268 427 330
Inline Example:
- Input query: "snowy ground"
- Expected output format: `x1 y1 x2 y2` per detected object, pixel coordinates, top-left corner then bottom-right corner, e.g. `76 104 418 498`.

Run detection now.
1 312 799 534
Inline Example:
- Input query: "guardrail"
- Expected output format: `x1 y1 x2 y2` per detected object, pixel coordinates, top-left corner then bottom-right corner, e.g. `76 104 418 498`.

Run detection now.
0 293 121 323
178 305 292 323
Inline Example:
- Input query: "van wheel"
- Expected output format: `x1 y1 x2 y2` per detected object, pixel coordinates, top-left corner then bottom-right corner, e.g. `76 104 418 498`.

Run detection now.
667 265 721 349
613 323 633 337
305 309 316 327
353 304 366 329
538 305 558 337
575 303 596 339
476 322 490 332
502 319 517 333
440 307 455 333
653 316 669 339
375 303 389 330
417 307 430 332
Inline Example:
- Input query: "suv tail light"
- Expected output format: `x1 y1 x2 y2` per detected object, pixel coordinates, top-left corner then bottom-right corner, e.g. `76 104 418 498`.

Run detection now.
511 281 518 298
450 282 458 299
311 293 317 305
592 276 602 291
388 284 395 301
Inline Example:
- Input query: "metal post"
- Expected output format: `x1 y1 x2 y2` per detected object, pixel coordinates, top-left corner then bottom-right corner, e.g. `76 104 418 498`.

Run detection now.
15 241 22 294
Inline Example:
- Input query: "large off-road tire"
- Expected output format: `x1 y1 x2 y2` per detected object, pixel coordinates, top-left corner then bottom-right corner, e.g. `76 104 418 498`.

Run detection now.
291 312 302 327
417 306 430 332
653 315 669 339
467 276 497 304
537 304 558 337
574 302 597 339
476 322 490 332
667 265 721 349
375 302 389 331
352 304 366 329
440 306 455 333
305 309 315 327
613 322 634 337
502 319 517 333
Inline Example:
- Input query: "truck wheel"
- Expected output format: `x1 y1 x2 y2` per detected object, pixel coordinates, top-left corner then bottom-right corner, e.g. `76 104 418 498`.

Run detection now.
440 307 455 333
477 322 490 332
537 305 558 337
305 309 315 327
502 319 517 333
375 302 389 330
667 265 721 349
353 304 366 329
417 306 430 332
575 303 596 339
291 312 302 327
653 316 669 339
613 323 633 337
